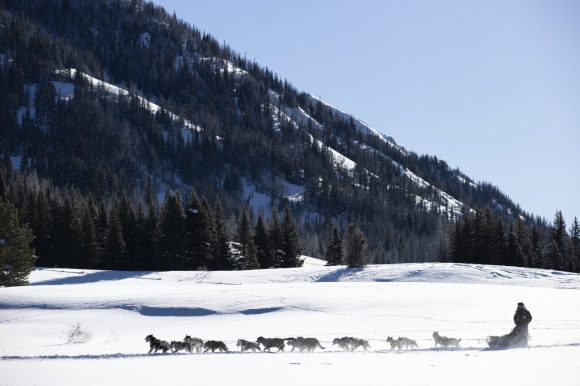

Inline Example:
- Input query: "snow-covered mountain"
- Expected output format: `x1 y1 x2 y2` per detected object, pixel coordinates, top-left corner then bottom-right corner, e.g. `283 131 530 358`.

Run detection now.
0 0 535 263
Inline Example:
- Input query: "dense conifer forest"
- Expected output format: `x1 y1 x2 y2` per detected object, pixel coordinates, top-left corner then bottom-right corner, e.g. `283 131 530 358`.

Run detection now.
0 0 577 277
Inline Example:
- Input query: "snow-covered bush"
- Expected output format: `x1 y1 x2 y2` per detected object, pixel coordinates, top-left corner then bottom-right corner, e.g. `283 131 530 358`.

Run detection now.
63 323 92 344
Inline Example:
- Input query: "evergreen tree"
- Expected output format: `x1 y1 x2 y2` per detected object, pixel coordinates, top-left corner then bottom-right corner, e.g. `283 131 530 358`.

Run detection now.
79 207 99 268
0 171 6 201
118 194 137 259
268 207 283 268
102 208 127 269
246 239 260 270
95 202 108 255
550 211 568 270
184 190 214 270
529 224 541 268
142 203 161 269
280 206 302 268
545 239 559 270
506 224 523 267
213 198 232 270
159 192 185 269
489 219 506 265
570 217 580 272
254 213 272 268
0 199 36 286
325 226 343 266
343 223 367 268
235 206 255 269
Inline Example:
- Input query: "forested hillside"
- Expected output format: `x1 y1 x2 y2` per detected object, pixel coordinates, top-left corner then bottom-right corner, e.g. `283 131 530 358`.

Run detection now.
1 0 576 271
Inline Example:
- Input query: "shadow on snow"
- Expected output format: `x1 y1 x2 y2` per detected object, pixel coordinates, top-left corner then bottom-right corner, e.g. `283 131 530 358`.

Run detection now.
31 269 149 286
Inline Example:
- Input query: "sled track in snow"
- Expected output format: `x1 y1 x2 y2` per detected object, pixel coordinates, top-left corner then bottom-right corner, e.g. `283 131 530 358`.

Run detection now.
3 343 580 361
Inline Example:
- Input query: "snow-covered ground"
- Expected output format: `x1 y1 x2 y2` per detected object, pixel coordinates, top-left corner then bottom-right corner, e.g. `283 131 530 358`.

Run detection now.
1 258 580 386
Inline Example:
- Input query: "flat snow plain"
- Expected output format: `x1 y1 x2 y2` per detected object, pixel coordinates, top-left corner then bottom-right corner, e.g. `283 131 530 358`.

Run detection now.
2 257 580 386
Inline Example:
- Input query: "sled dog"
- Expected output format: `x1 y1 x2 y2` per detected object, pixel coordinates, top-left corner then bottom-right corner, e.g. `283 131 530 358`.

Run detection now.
332 336 370 351
145 334 171 353
332 337 352 351
433 331 461 348
203 340 229 353
256 337 285 352
350 337 371 351
237 339 262 352
386 336 418 350
285 337 325 352
184 336 204 353
170 340 193 353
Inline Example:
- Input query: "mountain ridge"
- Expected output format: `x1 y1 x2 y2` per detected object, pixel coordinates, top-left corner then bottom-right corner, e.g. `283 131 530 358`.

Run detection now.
0 0 544 264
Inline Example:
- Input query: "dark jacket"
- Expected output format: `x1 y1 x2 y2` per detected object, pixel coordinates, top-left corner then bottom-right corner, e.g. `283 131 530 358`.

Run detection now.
514 307 532 327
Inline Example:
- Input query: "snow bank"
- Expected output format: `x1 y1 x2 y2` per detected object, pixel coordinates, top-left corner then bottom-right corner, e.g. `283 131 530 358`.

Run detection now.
1 263 579 386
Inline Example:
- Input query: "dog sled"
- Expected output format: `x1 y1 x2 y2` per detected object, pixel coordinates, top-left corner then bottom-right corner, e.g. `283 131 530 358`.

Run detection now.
486 328 529 348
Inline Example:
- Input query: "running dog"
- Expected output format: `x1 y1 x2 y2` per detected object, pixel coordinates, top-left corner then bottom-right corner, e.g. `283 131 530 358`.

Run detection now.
203 340 229 353
170 340 193 353
184 336 204 353
145 334 171 353
257 337 285 352
332 337 352 351
285 337 325 352
332 337 370 351
433 331 461 348
237 339 262 352
350 337 371 351
386 336 418 350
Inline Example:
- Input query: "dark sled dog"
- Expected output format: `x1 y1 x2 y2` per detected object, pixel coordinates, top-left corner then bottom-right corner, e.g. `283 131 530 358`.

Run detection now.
257 337 285 352
203 340 229 353
145 334 171 353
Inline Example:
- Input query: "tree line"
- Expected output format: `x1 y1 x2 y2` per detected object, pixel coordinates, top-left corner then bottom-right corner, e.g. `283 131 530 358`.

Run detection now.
0 167 302 281
448 208 580 272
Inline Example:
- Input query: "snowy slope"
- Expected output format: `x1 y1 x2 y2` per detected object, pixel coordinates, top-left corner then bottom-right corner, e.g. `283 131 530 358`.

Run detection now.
269 103 358 172
55 69 202 133
308 94 401 151
1 261 580 386
269 89 471 215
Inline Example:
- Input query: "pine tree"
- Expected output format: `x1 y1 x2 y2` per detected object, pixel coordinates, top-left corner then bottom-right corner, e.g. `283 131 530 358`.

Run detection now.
118 194 137 259
529 224 541 268
184 190 214 270
102 207 127 269
142 203 161 269
0 170 6 201
213 199 232 270
235 206 255 269
268 207 283 268
550 211 568 270
254 213 272 268
95 202 108 255
325 226 343 266
280 206 302 268
343 223 367 268
0 199 36 286
246 239 260 270
159 192 185 269
506 224 523 267
570 218 580 272
79 207 99 268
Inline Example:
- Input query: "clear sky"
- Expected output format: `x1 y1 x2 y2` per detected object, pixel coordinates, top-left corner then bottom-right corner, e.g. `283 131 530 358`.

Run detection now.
154 0 579 225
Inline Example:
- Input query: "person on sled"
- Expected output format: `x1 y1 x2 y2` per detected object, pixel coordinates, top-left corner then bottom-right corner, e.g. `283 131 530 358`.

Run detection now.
487 302 532 348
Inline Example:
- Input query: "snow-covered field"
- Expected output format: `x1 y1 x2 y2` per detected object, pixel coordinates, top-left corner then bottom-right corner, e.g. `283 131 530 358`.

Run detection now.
2 258 580 386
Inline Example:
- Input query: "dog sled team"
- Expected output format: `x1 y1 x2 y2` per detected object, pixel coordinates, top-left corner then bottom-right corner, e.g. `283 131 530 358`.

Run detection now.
145 302 532 354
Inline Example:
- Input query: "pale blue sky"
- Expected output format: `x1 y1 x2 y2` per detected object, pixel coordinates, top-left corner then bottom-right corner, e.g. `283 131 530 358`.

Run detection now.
154 0 579 225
